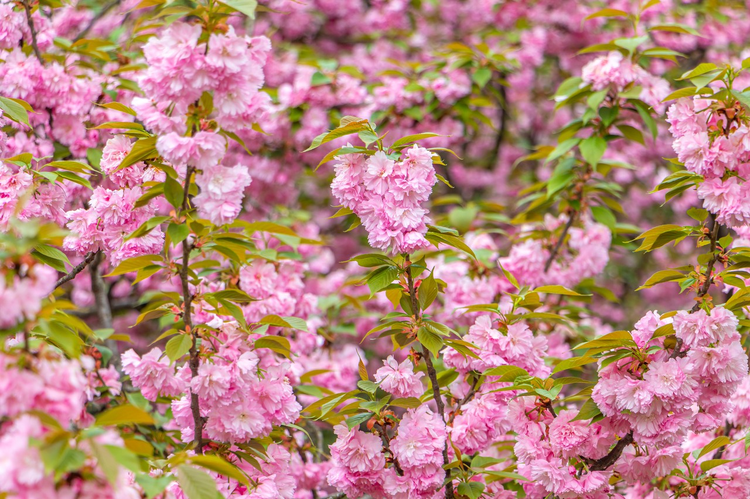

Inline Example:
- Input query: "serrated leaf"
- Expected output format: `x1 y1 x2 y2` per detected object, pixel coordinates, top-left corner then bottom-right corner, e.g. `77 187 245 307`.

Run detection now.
697 436 731 459
175 465 219 499
484 365 530 382
95 404 154 426
106 255 162 276
254 336 292 359
165 334 192 361
570 398 601 421
580 136 606 167
189 455 248 485
417 327 443 358
534 285 589 297
0 96 31 126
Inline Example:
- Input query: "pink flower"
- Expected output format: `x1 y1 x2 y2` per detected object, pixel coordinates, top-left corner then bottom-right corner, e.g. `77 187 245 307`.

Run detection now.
673 309 710 348
193 163 252 225
374 356 424 398
121 348 186 401
330 424 385 473
548 409 591 457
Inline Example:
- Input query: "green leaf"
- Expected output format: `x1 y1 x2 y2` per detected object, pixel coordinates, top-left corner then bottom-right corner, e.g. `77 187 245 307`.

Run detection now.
637 269 685 290
580 136 606 167
95 404 154 426
546 158 575 197
613 35 649 54
189 455 248 486
254 335 292 359
591 205 616 230
697 436 731 459
165 334 192 361
457 482 485 499
366 266 400 295
472 67 492 88
46 160 96 173
649 23 702 37
570 398 601 421
104 445 142 473
552 356 597 374
345 412 374 429
34 244 71 265
212 289 256 303
218 0 257 18
98 102 137 116
175 465 219 499
305 118 371 152
632 224 688 252
389 397 422 408
391 133 442 149
346 254 395 268
418 272 438 310
546 138 580 163
616 124 644 145
0 96 31 126
90 442 120 485
585 8 629 20
700 459 734 472
116 136 158 171
164 175 184 209
483 365 530 382
106 255 162 276
417 327 443 358
136 474 175 499
534 285 589 297
167 223 190 245
126 215 171 241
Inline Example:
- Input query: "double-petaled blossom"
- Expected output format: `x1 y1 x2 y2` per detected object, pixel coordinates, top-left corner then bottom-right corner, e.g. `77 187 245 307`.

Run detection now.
330 145 437 254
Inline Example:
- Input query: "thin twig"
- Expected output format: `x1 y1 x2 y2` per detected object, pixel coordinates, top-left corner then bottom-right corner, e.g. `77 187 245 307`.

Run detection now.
405 256 455 499
691 213 724 312
447 375 482 425
485 80 508 170
55 251 97 288
22 0 43 63
544 212 576 273
181 166 204 453
73 0 121 42
373 422 403 475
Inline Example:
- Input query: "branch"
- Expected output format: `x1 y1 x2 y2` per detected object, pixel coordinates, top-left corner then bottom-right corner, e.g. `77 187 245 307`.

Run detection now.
21 0 43 64
447 375 482 425
90 252 121 370
485 81 508 170
55 251 97 288
73 0 120 42
373 422 403 475
691 213 726 312
588 431 634 471
544 211 576 273
180 166 205 453
405 257 455 499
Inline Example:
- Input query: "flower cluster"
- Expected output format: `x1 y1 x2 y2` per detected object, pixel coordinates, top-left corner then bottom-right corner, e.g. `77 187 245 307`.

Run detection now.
581 51 670 110
593 307 747 447
499 215 611 288
0 260 56 328
667 96 750 227
327 405 448 499
514 400 614 498
64 186 164 265
374 355 424 399
331 145 437 253
123 325 300 445
139 23 270 131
